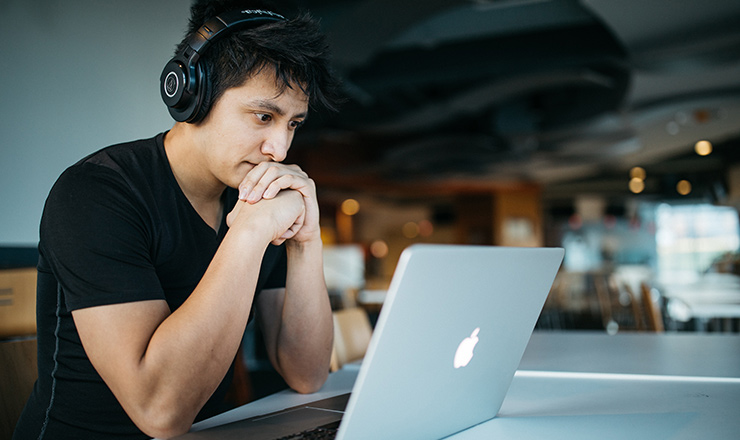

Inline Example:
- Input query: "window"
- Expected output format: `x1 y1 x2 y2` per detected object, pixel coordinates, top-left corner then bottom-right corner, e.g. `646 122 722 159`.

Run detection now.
655 203 740 279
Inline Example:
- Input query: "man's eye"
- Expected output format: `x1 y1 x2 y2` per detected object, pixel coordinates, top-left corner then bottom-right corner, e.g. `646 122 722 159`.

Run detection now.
256 113 271 123
290 120 305 130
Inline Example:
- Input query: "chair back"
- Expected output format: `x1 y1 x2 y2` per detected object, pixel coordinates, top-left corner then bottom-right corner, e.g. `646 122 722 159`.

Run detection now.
330 307 373 371
622 281 646 331
640 282 665 332
594 274 614 330
0 268 37 339
0 337 38 439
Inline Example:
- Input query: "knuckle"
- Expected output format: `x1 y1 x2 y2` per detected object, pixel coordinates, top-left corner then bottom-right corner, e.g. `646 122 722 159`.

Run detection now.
265 166 281 179
253 162 270 172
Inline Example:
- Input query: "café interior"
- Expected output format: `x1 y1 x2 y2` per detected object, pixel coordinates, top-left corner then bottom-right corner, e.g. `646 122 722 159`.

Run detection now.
2 0 740 437
246 0 740 398
289 0 740 332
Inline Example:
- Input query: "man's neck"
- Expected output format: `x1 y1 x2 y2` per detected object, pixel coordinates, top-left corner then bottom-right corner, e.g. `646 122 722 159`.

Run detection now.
164 123 226 231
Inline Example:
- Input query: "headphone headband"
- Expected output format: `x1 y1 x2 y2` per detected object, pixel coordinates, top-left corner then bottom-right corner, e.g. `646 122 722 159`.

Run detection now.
161 9 286 123
184 10 285 66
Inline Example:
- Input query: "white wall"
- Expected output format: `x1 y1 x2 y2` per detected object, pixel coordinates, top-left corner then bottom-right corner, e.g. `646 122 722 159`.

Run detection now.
0 0 189 246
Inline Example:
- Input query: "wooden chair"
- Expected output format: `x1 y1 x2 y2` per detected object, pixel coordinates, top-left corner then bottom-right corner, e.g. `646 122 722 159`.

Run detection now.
640 282 665 332
330 307 373 372
621 280 645 331
0 268 38 339
1 268 38 438
596 274 648 333
594 274 616 332
0 337 38 439
605 279 646 332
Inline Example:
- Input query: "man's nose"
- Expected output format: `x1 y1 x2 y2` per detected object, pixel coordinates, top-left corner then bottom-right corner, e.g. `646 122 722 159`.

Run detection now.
261 128 291 162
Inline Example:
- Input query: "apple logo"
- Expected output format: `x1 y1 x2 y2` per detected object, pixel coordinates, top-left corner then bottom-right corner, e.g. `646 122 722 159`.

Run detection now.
454 327 480 369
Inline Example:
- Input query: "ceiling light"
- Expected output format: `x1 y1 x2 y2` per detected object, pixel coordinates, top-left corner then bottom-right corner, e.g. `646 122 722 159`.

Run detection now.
630 166 646 180
694 140 712 156
693 109 711 124
629 177 645 194
677 180 692 196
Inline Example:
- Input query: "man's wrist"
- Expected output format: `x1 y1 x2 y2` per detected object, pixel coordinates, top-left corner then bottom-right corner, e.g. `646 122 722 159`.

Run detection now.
286 234 323 255
225 217 275 251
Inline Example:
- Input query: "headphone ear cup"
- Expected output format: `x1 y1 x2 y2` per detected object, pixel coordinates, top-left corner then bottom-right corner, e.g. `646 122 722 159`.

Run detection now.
160 58 202 123
160 59 188 109
189 61 212 123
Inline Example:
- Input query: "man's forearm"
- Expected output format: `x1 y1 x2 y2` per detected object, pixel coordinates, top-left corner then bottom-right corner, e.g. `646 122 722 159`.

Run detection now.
277 238 333 393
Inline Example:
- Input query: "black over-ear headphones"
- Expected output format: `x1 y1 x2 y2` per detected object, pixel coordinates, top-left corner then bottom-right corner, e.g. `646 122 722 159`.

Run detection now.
160 9 286 123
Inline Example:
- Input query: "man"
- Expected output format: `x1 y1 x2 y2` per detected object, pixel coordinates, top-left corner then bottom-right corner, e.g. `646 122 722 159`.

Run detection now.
14 1 342 439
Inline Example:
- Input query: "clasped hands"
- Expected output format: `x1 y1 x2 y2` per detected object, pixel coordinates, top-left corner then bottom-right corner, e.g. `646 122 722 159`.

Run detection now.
226 162 319 246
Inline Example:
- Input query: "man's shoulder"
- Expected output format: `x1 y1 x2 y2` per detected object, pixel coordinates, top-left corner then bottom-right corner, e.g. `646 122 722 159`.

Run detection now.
47 133 169 209
77 133 164 171
57 133 166 188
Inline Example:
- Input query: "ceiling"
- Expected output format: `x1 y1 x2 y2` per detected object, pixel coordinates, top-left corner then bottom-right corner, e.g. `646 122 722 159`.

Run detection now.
279 0 740 206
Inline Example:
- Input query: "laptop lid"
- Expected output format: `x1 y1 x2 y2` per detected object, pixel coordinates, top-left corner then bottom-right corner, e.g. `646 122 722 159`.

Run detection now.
335 244 564 440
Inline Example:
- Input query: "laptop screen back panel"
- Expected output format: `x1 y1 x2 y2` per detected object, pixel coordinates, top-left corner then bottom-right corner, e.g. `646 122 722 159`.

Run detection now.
336 245 564 440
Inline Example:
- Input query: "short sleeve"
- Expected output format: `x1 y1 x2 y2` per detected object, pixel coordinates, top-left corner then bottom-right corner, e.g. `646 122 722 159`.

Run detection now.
40 163 164 311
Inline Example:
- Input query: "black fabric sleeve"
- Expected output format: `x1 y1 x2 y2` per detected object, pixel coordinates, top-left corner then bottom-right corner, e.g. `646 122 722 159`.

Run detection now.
40 163 164 311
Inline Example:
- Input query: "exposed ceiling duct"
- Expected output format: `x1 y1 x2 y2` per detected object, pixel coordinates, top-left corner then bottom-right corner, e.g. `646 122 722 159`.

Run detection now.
280 0 740 203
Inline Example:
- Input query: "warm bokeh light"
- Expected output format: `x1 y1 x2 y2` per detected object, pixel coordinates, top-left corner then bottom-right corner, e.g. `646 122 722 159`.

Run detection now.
418 219 434 237
629 177 645 194
676 180 692 196
340 198 360 216
402 221 420 239
694 140 712 156
629 166 646 180
369 240 389 258
693 109 711 124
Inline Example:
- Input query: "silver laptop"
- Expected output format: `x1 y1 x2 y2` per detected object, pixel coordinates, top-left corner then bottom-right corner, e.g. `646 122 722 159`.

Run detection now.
177 244 564 439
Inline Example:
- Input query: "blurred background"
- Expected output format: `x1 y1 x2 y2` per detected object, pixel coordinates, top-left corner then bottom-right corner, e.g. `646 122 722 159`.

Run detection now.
2 0 740 341
280 0 740 335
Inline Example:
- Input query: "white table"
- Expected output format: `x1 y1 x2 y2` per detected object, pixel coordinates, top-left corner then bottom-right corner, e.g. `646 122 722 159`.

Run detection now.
186 332 740 439
455 372 740 440
520 331 740 378
660 273 740 330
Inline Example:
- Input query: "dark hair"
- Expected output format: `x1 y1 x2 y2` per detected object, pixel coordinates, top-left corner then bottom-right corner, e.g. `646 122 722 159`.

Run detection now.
176 0 342 119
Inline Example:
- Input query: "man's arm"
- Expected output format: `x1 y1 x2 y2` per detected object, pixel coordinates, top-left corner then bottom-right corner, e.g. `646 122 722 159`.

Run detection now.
241 162 334 393
72 191 306 439
256 237 333 394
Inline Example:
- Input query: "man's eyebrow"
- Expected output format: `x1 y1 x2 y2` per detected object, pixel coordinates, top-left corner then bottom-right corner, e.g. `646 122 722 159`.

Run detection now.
249 99 308 119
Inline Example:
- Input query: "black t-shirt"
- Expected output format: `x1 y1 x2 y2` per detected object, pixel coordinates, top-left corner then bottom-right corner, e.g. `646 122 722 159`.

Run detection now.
14 133 287 440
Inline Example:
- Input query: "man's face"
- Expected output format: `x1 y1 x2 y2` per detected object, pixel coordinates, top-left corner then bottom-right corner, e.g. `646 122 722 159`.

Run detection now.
193 69 309 189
